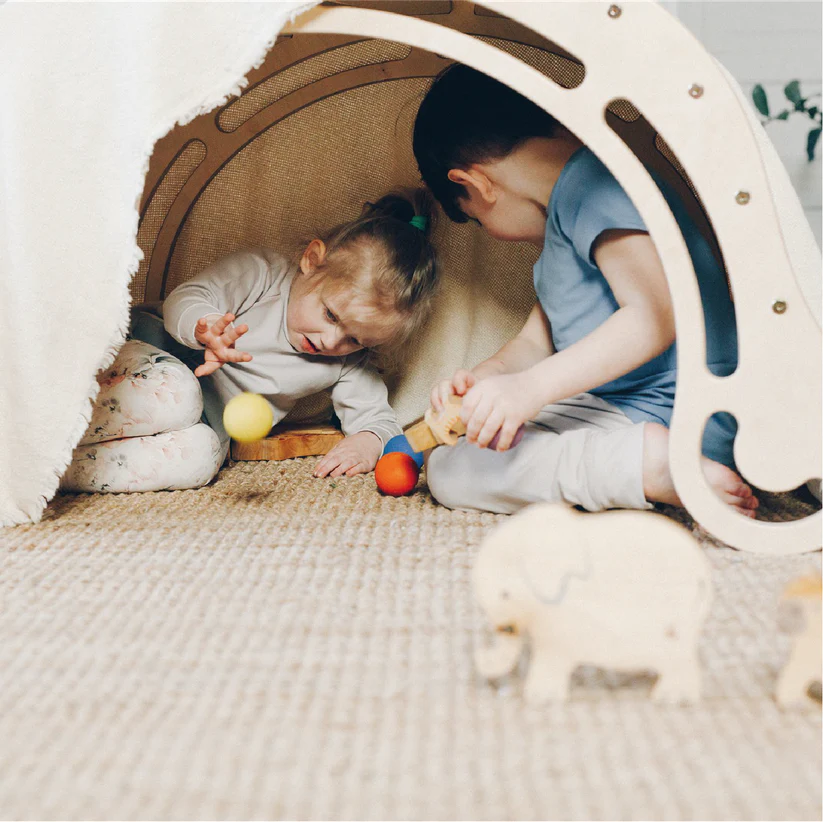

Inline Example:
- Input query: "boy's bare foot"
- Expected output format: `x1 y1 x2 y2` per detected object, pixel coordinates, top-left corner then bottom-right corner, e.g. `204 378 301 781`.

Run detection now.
642 423 759 517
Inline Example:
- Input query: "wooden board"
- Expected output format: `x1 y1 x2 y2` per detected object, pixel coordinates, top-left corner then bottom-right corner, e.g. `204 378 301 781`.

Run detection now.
231 423 344 461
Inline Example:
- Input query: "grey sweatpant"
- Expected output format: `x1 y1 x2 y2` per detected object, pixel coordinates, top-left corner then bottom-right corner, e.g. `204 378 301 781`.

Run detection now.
426 393 652 514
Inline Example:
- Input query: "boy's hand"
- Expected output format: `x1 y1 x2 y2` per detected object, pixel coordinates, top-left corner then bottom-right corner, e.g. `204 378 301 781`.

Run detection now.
461 373 543 451
193 313 252 377
431 369 476 413
314 431 382 478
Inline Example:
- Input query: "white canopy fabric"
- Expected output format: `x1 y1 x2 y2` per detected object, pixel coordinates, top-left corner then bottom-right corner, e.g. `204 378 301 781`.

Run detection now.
0 1 313 525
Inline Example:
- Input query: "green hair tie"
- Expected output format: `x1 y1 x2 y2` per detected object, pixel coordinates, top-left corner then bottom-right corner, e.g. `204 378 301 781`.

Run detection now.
409 215 428 232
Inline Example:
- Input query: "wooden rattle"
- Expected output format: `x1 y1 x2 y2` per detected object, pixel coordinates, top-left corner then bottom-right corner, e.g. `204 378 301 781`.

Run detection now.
405 395 525 452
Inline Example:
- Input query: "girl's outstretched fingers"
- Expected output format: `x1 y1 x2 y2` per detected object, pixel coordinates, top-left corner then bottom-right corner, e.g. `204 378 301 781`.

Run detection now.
224 322 249 344
194 360 219 378
213 312 236 333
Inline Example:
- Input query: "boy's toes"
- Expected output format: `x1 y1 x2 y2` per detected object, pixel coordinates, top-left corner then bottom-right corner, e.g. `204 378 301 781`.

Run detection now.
736 483 753 499
729 483 758 510
701 459 761 516
732 493 759 517
717 482 756 512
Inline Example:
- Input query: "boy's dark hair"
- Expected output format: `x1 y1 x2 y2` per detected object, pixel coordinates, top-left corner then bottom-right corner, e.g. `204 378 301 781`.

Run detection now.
413 64 562 222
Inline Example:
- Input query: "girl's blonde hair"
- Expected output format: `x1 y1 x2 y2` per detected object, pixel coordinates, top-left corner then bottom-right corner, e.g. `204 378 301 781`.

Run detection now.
312 188 439 349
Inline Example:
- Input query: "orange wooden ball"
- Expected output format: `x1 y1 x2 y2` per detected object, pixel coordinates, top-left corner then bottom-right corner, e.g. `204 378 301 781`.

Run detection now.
375 451 420 496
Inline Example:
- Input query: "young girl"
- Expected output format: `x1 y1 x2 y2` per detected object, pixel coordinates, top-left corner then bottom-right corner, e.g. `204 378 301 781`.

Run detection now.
413 64 758 518
61 191 438 493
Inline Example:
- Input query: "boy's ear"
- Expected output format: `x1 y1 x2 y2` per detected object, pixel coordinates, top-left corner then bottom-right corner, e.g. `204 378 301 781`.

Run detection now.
300 239 327 277
447 167 497 205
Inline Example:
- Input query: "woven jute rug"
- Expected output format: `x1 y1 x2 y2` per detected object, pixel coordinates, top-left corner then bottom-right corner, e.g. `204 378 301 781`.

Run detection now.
1 458 820 821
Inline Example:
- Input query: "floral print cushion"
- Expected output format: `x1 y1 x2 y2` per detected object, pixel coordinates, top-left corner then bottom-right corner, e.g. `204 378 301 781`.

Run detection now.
62 424 225 494
80 340 203 446
63 339 227 493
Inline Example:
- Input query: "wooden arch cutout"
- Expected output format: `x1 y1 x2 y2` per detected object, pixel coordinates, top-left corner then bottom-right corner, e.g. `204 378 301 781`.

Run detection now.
141 0 821 554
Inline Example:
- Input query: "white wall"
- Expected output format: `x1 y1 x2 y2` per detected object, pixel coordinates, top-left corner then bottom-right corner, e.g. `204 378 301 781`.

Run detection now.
664 0 822 247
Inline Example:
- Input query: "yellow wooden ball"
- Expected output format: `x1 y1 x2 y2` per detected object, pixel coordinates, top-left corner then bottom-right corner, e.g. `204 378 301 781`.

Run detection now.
223 392 273 443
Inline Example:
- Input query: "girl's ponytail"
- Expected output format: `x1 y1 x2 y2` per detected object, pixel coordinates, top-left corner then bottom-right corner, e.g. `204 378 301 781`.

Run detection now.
363 189 436 240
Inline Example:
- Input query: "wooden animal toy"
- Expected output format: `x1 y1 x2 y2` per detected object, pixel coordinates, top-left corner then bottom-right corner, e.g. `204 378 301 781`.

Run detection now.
472 503 713 704
774 573 822 707
405 394 525 452
405 395 466 451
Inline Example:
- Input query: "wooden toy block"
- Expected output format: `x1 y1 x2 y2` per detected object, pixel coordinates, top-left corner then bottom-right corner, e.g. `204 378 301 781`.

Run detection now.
775 573 822 706
404 395 467 452
473 503 712 704
231 423 344 461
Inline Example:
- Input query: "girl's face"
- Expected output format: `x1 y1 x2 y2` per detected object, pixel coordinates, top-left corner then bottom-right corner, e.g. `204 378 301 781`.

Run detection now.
286 241 400 357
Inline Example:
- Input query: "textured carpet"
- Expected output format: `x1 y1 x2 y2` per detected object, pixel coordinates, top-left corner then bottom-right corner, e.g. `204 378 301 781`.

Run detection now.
0 459 820 821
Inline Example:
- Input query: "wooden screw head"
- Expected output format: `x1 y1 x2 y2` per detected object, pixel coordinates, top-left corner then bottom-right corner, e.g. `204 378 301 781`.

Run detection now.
608 5 622 18
772 299 788 314
689 83 704 98
736 190 751 205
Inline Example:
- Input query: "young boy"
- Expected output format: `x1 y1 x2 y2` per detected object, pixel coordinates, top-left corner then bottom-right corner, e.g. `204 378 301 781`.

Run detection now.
413 64 757 517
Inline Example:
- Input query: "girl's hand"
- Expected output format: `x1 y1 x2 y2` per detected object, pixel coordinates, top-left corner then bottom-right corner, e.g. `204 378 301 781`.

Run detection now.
430 369 476 413
461 373 543 451
193 313 252 377
313 431 383 478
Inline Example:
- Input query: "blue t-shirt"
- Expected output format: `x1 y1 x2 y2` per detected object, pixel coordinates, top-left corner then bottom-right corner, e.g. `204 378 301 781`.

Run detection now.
534 147 739 466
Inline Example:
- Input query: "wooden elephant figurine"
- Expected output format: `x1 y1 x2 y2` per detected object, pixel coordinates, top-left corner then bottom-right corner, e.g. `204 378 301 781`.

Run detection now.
472 503 713 704
774 574 822 706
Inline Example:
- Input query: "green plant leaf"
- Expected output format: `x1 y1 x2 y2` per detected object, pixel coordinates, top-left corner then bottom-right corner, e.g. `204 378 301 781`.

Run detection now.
784 80 802 105
808 106 819 120
807 127 822 162
776 111 790 120
752 84 769 116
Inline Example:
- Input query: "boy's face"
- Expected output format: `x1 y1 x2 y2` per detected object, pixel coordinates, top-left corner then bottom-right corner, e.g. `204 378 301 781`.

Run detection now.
457 188 545 245
450 160 548 246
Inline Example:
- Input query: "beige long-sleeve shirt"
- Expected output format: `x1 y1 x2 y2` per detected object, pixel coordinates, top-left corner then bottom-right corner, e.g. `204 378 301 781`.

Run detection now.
161 248 402 447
